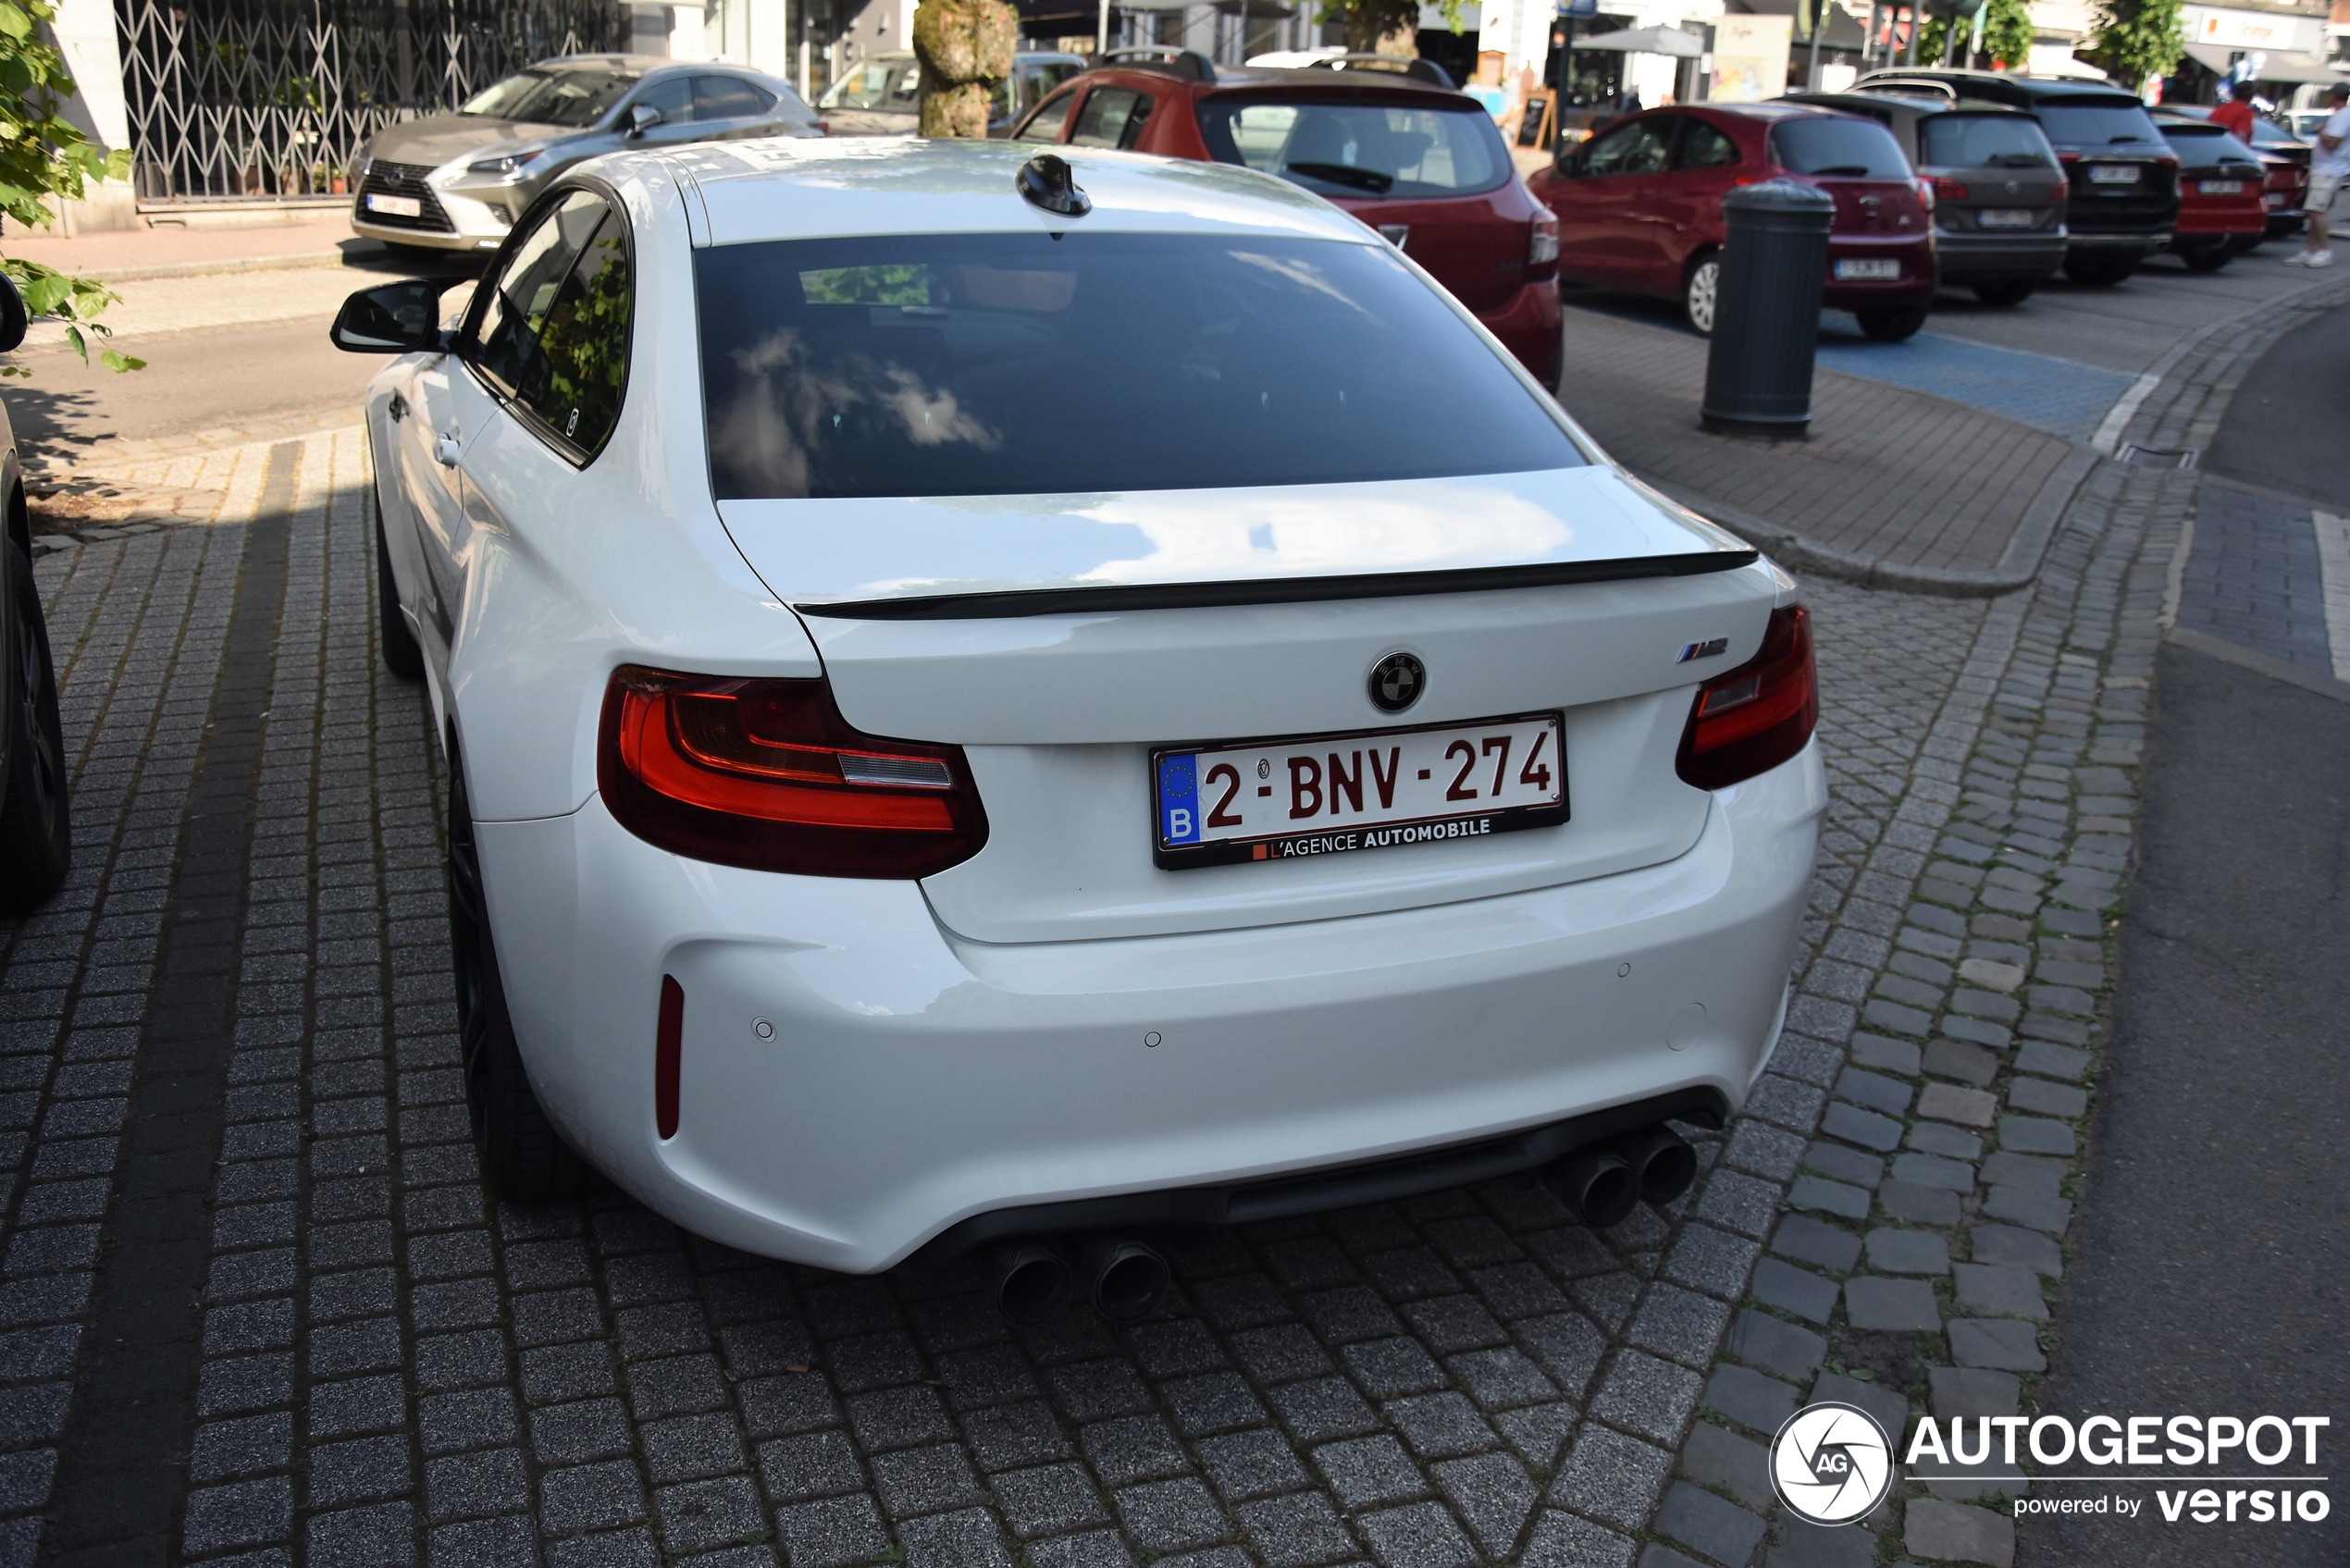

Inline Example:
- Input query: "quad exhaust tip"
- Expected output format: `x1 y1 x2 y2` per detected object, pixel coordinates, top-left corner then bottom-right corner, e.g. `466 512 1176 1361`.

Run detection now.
986 1236 1171 1326
1543 1124 1697 1227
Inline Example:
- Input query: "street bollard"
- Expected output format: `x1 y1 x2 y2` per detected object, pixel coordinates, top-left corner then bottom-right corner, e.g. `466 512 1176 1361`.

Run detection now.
1701 179 1837 438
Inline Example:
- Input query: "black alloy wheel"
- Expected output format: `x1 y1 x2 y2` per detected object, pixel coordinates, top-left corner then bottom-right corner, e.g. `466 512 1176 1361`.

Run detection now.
0 538 69 912
447 745 590 1199
1972 280 2035 307
1855 305 1930 342
377 514 425 681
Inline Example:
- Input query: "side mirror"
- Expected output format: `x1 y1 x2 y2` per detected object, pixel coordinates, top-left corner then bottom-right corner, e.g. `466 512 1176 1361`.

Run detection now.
628 103 664 138
0 273 25 355
329 278 455 354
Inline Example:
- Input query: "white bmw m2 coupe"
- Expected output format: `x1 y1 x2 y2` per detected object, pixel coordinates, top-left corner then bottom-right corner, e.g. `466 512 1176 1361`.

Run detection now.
332 138 1824 1325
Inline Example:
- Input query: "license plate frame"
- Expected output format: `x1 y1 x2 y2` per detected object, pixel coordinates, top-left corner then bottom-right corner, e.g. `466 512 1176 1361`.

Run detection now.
1833 257 1901 281
2087 164 2139 185
1976 208 2037 228
1151 710 1569 870
365 192 423 217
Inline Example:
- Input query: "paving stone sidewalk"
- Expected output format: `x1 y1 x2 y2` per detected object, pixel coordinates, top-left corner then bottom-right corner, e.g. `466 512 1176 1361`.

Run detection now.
0 279 2328 1567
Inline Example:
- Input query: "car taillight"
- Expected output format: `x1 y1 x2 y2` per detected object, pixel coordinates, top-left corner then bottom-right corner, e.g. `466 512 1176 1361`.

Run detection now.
1530 210 1560 265
1676 605 1817 789
598 667 989 878
2050 178 2068 200
1930 177 1968 201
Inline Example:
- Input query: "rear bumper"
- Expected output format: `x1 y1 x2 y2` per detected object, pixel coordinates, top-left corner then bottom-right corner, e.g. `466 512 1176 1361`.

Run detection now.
1478 278 1563 384
476 742 1825 1273
1932 230 2068 283
2171 206 2265 240
2066 229 2171 257
1820 239 1937 313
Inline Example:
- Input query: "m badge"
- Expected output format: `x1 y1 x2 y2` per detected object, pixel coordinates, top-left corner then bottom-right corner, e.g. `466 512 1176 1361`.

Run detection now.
1679 637 1730 662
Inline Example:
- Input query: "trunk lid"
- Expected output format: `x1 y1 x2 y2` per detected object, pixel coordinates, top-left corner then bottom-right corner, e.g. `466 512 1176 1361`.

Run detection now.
719 469 1779 943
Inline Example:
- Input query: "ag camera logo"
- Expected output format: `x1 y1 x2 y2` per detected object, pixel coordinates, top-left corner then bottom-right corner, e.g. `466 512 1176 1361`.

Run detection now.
1772 1402 1897 1525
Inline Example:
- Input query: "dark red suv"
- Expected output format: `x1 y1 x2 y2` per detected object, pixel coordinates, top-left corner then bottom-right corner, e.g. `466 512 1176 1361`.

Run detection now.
1528 102 1939 341
1008 49 1562 383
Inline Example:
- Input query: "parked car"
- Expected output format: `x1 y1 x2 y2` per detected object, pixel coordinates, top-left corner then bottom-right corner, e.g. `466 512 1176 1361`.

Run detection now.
1786 92 2066 307
0 275 68 914
1856 70 2177 285
1008 48 1562 383
1528 102 1939 340
2147 120 2266 270
2155 105 2307 243
328 140 1821 1320
352 55 818 253
815 50 1088 137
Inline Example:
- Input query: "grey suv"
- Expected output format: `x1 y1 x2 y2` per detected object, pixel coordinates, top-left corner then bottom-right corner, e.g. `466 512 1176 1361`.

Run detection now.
352 55 818 253
1788 91 2067 306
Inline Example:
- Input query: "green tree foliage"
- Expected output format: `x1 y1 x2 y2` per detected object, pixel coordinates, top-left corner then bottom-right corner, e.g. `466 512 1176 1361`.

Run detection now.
2085 0 2183 90
1918 0 2035 68
1318 0 1471 58
0 0 141 374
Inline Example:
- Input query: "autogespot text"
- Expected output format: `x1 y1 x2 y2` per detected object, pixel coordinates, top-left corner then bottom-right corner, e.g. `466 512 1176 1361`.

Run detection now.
1905 1414 2332 1525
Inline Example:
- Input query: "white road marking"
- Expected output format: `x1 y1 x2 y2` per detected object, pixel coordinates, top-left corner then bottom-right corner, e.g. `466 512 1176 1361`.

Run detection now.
2311 510 2350 684
2091 371 2161 454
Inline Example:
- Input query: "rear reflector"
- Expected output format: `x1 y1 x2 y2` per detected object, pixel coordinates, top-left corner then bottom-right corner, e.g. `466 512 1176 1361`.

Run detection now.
656 975 684 1141
1676 605 1817 789
600 667 989 878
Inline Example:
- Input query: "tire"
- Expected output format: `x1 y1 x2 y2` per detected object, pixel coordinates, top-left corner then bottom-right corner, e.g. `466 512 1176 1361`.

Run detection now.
1972 280 2035 307
1683 253 1720 335
376 514 425 681
448 746 590 1200
2181 245 2232 274
0 538 69 913
2063 254 2136 287
1855 305 1930 342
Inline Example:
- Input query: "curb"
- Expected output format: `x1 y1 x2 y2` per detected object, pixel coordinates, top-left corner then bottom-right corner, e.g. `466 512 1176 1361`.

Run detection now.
1648 442 2100 599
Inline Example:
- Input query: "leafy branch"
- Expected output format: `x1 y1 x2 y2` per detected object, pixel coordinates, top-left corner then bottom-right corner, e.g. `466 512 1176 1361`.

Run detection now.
0 0 142 375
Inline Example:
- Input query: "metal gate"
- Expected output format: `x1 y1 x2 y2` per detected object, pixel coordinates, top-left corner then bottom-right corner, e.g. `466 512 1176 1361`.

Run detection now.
116 0 632 202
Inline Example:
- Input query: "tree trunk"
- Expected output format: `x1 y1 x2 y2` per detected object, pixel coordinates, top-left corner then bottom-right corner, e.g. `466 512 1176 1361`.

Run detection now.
914 0 1017 138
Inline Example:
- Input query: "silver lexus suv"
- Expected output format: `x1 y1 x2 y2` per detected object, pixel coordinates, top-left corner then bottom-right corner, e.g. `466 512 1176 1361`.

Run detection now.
352 54 819 253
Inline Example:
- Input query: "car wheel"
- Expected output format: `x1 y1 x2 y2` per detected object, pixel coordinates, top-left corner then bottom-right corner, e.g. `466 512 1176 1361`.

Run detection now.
1854 305 1929 342
2063 254 2135 287
2181 245 2232 274
1683 253 1720 335
1972 281 2035 307
376 513 425 681
448 745 591 1200
0 537 68 913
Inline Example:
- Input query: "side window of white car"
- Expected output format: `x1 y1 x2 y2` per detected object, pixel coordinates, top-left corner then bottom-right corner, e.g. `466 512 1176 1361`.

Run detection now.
469 191 633 462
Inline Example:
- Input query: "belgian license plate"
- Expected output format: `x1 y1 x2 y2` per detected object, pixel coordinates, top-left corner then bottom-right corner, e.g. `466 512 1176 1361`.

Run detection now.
2199 179 2245 195
1834 257 1901 280
365 192 422 217
1978 208 2036 228
2266 192 2287 207
2088 165 2138 184
1152 712 1568 870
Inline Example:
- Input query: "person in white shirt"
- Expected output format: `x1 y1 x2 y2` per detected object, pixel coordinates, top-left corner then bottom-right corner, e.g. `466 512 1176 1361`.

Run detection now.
2289 80 2350 267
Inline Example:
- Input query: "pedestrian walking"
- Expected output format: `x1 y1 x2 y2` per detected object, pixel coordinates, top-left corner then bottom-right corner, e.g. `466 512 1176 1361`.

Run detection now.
2288 80 2350 267
2209 80 2258 142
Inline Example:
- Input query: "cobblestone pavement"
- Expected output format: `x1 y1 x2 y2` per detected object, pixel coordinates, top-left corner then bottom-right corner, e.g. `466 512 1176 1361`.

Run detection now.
2176 478 2350 683
0 277 2307 1566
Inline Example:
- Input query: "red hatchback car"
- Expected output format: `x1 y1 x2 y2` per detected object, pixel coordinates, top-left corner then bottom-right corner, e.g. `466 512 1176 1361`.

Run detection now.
1529 102 1939 341
1008 49 1563 383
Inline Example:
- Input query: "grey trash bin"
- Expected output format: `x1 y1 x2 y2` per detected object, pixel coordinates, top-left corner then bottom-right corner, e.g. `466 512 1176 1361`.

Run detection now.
1701 179 1837 438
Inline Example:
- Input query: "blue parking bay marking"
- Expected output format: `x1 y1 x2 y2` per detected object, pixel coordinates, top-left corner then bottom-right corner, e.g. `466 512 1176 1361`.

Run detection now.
1158 752 1201 845
1815 321 2139 442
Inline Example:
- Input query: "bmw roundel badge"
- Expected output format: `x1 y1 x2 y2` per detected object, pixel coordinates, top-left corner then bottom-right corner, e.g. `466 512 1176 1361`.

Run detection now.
1368 651 1426 713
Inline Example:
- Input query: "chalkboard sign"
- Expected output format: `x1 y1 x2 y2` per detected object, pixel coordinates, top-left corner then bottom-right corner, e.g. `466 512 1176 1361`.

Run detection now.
1518 93 1551 147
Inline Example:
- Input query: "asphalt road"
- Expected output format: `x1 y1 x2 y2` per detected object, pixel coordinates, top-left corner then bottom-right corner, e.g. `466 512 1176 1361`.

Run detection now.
2023 301 2350 1566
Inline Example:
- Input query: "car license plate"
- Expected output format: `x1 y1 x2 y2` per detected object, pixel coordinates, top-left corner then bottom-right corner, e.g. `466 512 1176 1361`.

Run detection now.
1152 711 1567 869
2199 180 2244 195
1834 257 1901 280
2266 192 2287 207
1977 208 2037 228
2087 165 2138 184
365 192 422 217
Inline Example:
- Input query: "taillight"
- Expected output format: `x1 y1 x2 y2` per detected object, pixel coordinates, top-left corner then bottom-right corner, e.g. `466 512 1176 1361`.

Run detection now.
2050 178 2068 200
598 667 989 878
1529 210 1560 265
1930 176 1968 201
1676 605 1817 789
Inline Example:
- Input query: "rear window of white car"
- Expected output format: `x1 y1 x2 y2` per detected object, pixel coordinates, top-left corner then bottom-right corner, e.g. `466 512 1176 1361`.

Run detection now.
1196 99 1508 197
696 232 1581 500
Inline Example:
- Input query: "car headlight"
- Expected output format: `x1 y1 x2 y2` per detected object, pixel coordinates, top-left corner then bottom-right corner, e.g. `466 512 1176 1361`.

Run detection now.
462 148 553 185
